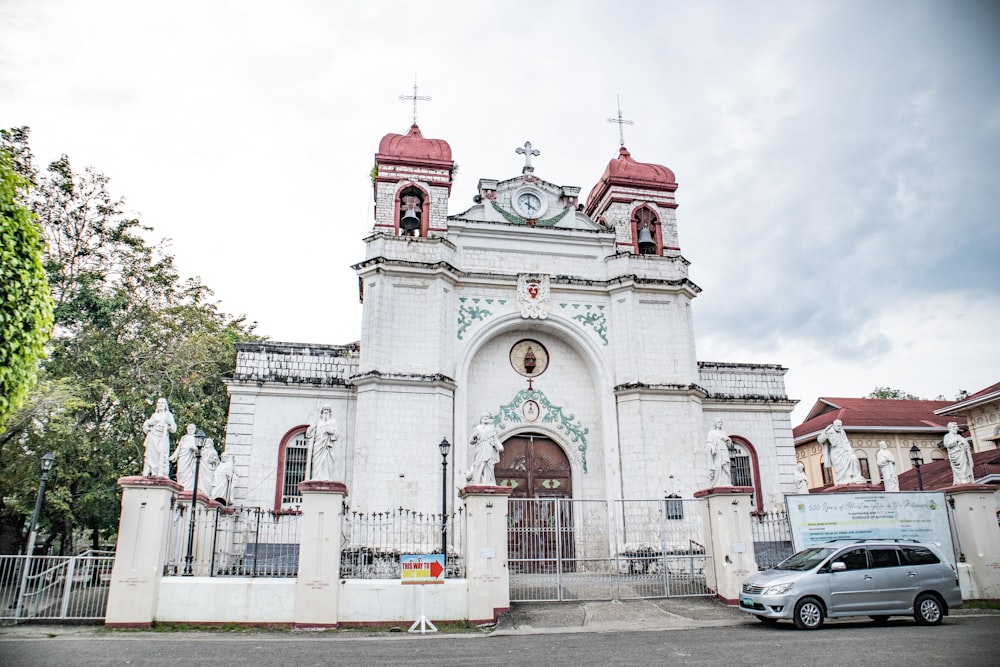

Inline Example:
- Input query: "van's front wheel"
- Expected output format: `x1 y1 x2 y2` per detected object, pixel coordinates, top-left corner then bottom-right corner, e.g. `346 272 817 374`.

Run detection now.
793 597 824 630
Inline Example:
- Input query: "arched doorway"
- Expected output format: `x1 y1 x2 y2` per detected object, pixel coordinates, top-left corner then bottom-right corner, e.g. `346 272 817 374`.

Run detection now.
496 434 574 573
495 433 573 499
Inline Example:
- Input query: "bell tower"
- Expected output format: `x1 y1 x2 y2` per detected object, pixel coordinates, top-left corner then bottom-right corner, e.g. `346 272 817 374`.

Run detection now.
372 124 455 237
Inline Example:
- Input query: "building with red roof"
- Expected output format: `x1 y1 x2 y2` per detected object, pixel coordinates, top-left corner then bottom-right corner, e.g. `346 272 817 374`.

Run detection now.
934 381 1000 453
793 397 969 490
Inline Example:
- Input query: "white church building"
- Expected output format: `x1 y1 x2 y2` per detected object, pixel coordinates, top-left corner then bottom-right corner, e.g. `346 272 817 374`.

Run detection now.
221 123 797 516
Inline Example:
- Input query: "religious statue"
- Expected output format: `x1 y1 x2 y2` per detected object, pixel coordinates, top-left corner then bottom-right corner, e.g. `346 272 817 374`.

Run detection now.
306 404 338 481
199 438 220 498
795 461 810 494
876 441 899 492
465 412 504 486
211 451 237 505
817 419 867 485
943 422 974 485
169 423 199 490
141 398 176 477
705 419 732 488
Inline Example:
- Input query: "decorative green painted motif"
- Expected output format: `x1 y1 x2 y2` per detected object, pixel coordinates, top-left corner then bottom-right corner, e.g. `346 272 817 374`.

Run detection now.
457 297 505 339
490 201 572 227
559 303 608 345
491 389 590 473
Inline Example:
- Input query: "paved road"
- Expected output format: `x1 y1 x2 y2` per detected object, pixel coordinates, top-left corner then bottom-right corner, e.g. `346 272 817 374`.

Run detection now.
1 616 997 666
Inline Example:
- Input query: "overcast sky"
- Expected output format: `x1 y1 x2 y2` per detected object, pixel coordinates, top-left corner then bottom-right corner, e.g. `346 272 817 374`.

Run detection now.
2 0 998 424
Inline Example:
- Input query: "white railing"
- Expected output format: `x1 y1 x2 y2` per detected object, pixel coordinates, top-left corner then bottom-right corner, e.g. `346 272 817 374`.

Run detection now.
0 552 115 621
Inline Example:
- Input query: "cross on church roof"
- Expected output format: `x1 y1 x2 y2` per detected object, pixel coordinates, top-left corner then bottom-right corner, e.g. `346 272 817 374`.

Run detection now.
516 141 541 173
399 74 431 125
607 94 634 147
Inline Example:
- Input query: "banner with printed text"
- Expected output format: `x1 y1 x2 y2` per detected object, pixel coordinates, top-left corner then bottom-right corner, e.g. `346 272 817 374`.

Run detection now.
784 492 955 564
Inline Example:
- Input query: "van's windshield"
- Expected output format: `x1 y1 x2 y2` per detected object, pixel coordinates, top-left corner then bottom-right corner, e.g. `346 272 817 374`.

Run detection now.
774 547 836 571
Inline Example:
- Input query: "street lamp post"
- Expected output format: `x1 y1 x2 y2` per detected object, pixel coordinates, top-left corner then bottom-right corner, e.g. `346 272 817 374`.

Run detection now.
909 444 924 491
438 438 451 559
182 430 207 576
15 452 55 619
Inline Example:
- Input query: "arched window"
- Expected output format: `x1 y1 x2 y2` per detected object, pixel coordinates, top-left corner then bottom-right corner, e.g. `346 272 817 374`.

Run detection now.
632 206 660 255
274 427 308 511
397 185 426 237
730 437 763 510
856 451 871 481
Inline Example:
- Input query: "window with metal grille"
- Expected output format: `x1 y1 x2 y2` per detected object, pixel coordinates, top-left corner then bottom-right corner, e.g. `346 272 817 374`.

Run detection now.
281 433 308 508
665 494 684 520
731 454 753 488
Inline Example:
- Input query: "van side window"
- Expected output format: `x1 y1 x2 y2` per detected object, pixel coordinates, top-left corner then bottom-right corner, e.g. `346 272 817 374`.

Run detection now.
869 547 900 568
902 546 941 565
832 548 868 570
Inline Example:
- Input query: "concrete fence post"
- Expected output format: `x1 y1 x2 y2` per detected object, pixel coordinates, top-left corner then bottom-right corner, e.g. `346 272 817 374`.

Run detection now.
460 485 513 624
105 476 182 628
694 486 758 604
294 480 348 628
945 485 1000 599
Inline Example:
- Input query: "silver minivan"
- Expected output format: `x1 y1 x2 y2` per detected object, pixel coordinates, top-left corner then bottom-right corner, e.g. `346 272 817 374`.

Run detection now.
739 539 962 629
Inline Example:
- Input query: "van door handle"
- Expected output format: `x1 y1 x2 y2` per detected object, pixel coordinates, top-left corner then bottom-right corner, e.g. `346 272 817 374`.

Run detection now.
907 572 917 577
863 575 872 580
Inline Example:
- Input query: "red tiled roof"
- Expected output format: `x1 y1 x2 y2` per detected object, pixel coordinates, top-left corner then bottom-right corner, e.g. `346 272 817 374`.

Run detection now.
794 397 964 440
935 380 1000 416
897 448 1000 491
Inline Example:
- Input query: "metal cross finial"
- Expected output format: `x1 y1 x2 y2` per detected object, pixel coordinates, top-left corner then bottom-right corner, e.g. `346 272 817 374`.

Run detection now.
515 141 541 173
399 73 431 125
607 94 634 147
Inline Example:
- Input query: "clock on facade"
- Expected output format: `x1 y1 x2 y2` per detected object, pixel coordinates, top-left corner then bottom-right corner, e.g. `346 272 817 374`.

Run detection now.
512 187 548 219
509 339 549 378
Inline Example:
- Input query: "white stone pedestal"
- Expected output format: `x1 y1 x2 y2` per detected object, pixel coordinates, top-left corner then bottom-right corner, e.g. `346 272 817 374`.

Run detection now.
105 476 182 628
945 484 1000 599
694 486 757 604
294 480 348 628
460 485 513 624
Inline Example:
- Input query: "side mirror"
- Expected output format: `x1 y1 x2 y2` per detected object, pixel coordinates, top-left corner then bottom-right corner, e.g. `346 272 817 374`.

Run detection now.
830 561 847 572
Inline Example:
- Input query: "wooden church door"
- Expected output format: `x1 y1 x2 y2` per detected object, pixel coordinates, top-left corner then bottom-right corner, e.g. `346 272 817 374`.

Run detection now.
496 434 575 572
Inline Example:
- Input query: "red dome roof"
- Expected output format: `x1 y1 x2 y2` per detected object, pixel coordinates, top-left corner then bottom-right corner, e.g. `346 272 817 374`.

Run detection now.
602 146 675 187
377 124 452 164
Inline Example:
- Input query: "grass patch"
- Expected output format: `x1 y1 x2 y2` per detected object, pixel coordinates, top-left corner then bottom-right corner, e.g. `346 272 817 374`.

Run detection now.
962 599 1000 610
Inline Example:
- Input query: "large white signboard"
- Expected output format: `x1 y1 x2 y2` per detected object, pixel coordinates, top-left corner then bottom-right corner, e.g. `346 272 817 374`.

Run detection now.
785 492 955 564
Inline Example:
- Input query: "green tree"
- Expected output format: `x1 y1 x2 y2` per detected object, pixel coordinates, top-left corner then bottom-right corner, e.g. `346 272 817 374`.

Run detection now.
0 145 54 430
0 128 257 554
867 386 922 400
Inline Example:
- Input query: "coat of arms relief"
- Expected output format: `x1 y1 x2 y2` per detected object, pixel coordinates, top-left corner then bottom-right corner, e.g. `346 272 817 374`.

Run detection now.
517 274 550 319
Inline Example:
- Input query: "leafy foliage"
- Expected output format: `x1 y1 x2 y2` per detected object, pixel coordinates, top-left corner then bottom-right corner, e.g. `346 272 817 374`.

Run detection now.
0 146 54 429
0 127 258 553
867 386 923 400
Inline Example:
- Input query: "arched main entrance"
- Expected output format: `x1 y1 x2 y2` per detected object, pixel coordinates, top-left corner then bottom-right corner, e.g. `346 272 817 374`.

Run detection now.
496 434 575 574
495 433 573 499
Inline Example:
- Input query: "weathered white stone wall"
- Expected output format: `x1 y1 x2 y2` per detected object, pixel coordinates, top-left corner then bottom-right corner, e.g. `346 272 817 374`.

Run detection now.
224 383 355 509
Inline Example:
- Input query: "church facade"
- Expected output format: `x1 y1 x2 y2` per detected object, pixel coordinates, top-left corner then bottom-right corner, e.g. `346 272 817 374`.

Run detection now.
222 125 797 516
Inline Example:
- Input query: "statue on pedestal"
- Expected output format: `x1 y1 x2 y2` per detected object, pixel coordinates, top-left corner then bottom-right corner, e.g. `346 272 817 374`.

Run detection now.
169 423 198 489
465 412 504 486
795 461 810 494
306 404 338 481
199 438 219 498
211 451 237 505
706 419 732 488
943 422 974 485
141 398 176 477
818 419 866 485
876 441 899 492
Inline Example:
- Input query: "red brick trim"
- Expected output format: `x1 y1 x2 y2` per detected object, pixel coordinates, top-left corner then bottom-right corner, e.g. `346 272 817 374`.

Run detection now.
118 475 183 493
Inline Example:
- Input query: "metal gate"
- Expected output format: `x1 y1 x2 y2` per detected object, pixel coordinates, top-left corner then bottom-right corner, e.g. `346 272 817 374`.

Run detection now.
0 551 115 622
508 498 712 602
750 509 794 570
